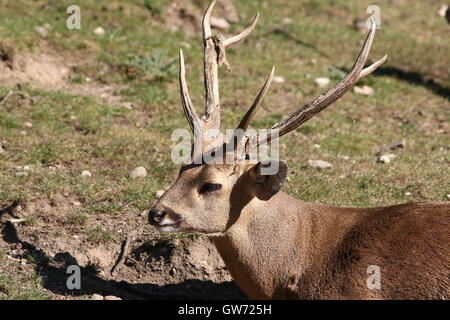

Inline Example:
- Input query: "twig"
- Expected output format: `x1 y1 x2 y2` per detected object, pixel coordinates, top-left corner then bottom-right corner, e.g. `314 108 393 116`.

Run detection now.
110 231 136 276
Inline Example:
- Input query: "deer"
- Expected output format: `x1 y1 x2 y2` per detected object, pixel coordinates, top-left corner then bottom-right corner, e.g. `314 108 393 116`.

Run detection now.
148 0 450 299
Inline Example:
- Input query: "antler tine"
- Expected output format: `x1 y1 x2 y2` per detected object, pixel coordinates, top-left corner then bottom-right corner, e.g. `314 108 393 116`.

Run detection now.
202 0 221 127
238 66 275 131
202 0 217 40
223 13 260 47
179 49 201 135
357 54 388 82
255 19 387 146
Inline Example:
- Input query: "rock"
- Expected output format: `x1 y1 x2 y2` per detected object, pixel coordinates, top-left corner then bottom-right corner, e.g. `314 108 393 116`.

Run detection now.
377 154 396 164
446 194 450 201
210 17 230 30
405 192 412 196
308 160 332 169
313 144 321 149
81 170 92 178
129 166 147 179
94 27 105 36
438 5 448 17
104 295 121 300
155 190 165 199
315 77 330 88
273 76 285 84
34 26 48 38
90 294 104 300
24 122 33 128
354 85 374 96
169 267 177 276
282 17 293 25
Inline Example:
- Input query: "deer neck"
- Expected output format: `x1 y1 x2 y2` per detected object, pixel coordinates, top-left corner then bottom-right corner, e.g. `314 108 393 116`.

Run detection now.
210 192 364 299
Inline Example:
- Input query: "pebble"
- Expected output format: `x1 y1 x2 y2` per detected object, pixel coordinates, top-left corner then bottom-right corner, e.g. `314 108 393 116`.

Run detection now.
377 154 396 164
282 17 293 25
273 76 285 84
315 77 330 88
129 166 147 179
94 27 105 36
438 5 448 17
81 170 92 177
210 17 230 30
104 295 122 300
354 85 374 96
405 192 412 196
34 26 48 38
308 160 332 169
24 122 33 128
169 267 177 276
446 194 450 201
90 294 104 300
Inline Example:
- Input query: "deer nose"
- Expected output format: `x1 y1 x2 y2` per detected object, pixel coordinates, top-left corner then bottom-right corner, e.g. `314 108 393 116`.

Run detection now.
149 208 166 225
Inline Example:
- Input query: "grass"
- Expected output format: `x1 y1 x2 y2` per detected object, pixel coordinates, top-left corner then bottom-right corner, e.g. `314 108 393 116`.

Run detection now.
0 0 449 299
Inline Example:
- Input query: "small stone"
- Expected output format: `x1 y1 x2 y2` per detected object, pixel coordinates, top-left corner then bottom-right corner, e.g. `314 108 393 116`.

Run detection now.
24 122 33 128
273 76 285 84
315 77 330 88
210 17 230 30
104 295 121 300
377 154 396 164
34 26 48 38
446 194 450 201
81 170 92 178
129 166 147 179
405 192 412 196
93 27 105 36
20 259 27 265
438 5 448 17
354 85 375 96
155 190 165 199
91 294 104 300
169 267 177 276
308 160 332 169
313 144 321 149
282 17 293 25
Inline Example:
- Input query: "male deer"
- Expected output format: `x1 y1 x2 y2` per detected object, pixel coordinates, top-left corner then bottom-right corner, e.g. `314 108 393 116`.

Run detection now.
149 0 449 299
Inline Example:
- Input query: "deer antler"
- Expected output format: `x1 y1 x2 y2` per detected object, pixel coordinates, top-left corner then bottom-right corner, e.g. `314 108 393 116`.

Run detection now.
179 2 387 161
179 0 261 157
244 18 387 150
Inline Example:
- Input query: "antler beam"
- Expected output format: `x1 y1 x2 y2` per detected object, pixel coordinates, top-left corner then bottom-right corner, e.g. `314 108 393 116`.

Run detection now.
250 19 387 148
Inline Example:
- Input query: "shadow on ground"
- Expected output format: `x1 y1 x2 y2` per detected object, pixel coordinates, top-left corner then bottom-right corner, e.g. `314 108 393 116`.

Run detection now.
374 66 450 100
0 208 245 300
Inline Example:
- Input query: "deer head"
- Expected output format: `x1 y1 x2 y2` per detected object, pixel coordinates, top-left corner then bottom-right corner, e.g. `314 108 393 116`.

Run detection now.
149 0 387 234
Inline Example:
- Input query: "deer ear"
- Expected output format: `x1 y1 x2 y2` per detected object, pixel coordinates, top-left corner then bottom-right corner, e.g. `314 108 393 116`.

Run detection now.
249 160 288 201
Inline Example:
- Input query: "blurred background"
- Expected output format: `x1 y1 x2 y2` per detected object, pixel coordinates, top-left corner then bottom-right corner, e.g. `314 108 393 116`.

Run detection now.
0 0 448 300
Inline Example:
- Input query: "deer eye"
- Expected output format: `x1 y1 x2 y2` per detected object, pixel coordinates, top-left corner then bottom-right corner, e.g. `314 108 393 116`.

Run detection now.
199 183 222 194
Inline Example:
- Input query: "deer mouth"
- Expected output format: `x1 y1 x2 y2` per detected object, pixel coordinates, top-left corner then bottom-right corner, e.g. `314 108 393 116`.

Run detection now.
159 222 181 232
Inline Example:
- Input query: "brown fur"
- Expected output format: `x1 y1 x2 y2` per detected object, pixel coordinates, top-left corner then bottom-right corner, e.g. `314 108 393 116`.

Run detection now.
150 164 450 299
